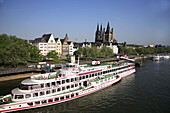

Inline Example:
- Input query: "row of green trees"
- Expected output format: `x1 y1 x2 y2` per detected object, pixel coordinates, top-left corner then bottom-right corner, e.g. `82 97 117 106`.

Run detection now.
74 45 114 59
119 45 170 55
0 34 58 67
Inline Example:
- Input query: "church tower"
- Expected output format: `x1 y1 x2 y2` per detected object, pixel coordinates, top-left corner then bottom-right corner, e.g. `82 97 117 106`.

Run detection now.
95 22 114 43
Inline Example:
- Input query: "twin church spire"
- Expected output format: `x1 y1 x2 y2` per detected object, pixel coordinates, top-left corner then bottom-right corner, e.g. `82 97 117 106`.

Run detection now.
95 22 114 43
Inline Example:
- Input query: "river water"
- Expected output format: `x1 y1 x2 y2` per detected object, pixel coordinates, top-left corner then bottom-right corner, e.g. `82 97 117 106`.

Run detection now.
0 59 170 113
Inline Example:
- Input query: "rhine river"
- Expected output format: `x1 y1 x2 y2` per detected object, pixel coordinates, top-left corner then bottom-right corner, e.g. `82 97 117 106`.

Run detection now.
0 59 170 113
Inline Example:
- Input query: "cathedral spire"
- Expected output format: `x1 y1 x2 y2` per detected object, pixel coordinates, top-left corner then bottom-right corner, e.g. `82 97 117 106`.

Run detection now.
97 23 99 32
100 23 102 32
106 22 110 33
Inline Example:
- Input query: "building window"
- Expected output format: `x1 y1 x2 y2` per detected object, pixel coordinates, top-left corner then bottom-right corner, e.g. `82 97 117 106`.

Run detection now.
58 43 60 45
51 40 53 43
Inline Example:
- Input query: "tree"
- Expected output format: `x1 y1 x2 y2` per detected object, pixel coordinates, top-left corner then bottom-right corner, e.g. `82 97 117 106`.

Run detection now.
66 54 70 59
29 45 42 61
46 50 58 60
0 34 30 67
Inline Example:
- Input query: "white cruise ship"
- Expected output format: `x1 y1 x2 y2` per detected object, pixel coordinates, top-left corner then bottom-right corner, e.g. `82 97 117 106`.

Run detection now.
0 61 136 113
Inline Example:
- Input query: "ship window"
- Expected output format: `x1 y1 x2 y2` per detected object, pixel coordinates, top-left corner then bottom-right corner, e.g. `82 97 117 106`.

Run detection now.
92 74 94 77
55 98 59 101
48 99 53 103
62 80 65 84
46 90 50 94
82 76 85 79
67 85 70 89
25 94 31 98
66 79 69 83
95 73 97 76
42 100 47 104
35 101 40 105
40 92 45 96
41 84 44 88
79 83 81 86
60 97 64 100
76 93 79 96
71 78 74 82
62 87 65 91
86 75 88 78
75 84 78 87
15 95 24 99
71 94 74 97
79 76 82 80
27 102 33 106
57 81 61 85
71 84 74 88
33 93 38 97
52 82 55 86
57 88 61 92
52 89 56 93
89 74 92 77
46 83 50 87
66 95 69 99
19 105 21 107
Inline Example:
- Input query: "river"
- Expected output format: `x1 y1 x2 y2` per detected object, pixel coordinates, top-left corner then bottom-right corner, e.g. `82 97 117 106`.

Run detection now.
0 59 170 113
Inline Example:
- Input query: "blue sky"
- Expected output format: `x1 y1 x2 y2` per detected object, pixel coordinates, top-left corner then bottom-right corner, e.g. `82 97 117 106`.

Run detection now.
0 0 170 45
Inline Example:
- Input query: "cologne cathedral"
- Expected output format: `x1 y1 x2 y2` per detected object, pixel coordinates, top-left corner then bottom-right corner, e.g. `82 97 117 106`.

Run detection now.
95 22 117 44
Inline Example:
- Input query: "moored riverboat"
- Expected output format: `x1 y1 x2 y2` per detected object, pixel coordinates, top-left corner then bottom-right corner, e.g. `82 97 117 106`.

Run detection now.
0 61 135 113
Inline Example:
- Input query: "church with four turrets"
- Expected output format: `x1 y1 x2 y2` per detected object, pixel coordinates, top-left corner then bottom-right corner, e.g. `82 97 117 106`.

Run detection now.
95 22 117 44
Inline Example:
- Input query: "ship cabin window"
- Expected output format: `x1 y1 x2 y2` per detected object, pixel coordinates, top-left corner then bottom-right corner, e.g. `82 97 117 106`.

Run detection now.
75 84 78 87
60 96 64 100
95 73 97 76
79 83 81 86
67 85 70 89
52 82 55 86
76 93 79 96
66 95 69 99
15 95 24 99
55 98 59 101
71 94 74 97
40 92 45 96
42 100 47 104
62 80 65 84
46 90 50 94
79 76 82 80
57 88 61 92
82 76 85 79
98 72 101 75
52 89 56 93
57 81 61 85
89 74 92 77
71 78 74 82
66 79 70 83
33 93 38 97
46 83 50 87
71 84 74 88
92 74 94 77
41 84 44 88
35 101 40 105
48 99 53 103
25 94 31 98
27 102 33 106
19 84 29 90
62 87 65 91
75 77 79 81
86 75 89 78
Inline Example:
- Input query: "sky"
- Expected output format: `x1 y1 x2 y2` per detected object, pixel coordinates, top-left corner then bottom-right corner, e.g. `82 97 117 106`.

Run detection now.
0 0 170 45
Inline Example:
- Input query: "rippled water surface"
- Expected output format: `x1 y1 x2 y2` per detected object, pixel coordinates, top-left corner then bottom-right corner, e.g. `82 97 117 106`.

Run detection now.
0 59 170 113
